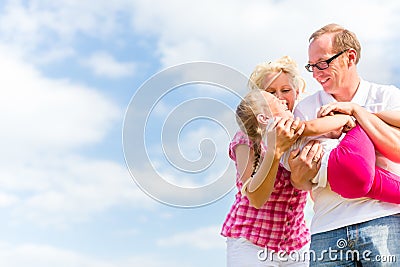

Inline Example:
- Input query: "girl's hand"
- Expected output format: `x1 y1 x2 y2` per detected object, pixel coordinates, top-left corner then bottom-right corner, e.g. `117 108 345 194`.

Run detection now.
265 117 304 157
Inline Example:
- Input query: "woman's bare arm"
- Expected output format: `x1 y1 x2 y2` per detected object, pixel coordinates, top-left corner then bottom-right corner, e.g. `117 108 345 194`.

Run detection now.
374 110 400 128
319 102 400 162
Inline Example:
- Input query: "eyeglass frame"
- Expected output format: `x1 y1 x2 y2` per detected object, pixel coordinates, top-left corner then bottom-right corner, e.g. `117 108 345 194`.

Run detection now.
305 50 348 72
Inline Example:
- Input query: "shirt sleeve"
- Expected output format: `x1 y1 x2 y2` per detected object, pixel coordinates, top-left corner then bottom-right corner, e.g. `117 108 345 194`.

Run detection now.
280 138 306 171
280 136 329 190
229 131 252 161
311 152 329 190
385 85 400 111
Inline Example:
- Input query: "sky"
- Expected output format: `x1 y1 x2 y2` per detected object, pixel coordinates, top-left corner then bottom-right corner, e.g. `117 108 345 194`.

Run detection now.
1 0 400 266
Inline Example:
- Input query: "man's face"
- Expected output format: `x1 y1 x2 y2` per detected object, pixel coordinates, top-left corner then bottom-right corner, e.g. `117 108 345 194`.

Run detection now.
308 34 347 97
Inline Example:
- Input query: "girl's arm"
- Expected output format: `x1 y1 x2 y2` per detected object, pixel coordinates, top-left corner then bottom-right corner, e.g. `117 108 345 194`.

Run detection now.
301 114 354 137
238 117 305 209
235 144 281 209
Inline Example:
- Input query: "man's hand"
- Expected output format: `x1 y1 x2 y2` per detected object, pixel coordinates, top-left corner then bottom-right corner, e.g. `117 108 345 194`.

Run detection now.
288 140 323 191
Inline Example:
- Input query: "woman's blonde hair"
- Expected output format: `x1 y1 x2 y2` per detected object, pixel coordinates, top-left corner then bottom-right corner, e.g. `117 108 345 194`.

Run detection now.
248 56 306 94
239 56 304 176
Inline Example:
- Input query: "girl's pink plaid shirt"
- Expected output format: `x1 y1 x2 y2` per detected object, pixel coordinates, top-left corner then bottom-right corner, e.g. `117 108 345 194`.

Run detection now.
221 131 310 252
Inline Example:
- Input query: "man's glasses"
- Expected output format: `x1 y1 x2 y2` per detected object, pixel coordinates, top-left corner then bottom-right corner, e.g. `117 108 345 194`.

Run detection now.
305 50 348 72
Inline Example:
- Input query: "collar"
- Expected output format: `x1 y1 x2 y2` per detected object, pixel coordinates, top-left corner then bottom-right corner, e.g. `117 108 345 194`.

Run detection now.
318 78 369 106
350 78 369 106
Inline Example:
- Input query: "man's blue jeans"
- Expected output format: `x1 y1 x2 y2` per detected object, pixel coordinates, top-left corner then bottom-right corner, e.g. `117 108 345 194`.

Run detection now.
309 214 400 266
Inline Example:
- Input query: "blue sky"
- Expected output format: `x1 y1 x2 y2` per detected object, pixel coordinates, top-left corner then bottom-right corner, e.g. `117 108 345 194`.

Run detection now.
1 0 400 266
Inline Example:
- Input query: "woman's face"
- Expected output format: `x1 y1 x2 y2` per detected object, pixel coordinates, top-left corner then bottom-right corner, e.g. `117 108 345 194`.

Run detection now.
261 72 299 112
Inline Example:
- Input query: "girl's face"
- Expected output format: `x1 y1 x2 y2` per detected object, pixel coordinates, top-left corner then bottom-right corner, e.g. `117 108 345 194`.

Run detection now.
261 72 299 112
260 91 294 119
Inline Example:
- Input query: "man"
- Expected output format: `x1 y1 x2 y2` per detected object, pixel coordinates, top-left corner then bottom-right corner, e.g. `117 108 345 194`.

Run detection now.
289 23 400 266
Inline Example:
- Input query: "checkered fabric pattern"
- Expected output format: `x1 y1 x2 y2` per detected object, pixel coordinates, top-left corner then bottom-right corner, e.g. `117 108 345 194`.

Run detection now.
221 131 310 252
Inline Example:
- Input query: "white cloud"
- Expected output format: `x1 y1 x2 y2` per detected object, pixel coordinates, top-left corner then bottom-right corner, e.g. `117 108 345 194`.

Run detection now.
81 51 136 78
3 0 398 86
0 6 154 229
145 109 236 189
129 0 400 88
0 46 120 157
0 242 113 267
0 1 132 45
0 45 153 228
0 193 19 207
0 242 179 267
0 0 136 65
2 0 399 85
157 225 225 250
5 156 152 228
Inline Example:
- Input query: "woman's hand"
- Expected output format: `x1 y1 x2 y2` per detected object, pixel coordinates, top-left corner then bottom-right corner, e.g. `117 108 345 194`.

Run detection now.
343 115 356 132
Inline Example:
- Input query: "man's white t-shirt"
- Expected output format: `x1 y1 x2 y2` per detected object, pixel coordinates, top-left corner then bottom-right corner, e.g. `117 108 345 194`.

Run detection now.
281 136 339 189
294 79 400 234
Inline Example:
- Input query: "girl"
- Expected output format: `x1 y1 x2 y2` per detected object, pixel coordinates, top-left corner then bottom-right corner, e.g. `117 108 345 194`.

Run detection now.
221 56 313 267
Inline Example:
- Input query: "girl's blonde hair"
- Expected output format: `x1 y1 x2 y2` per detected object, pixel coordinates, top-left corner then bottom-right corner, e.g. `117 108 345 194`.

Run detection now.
248 56 306 94
236 90 269 176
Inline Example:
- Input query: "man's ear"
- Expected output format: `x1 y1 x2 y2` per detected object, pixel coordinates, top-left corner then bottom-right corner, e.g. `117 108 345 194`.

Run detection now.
347 49 357 66
257 114 270 124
